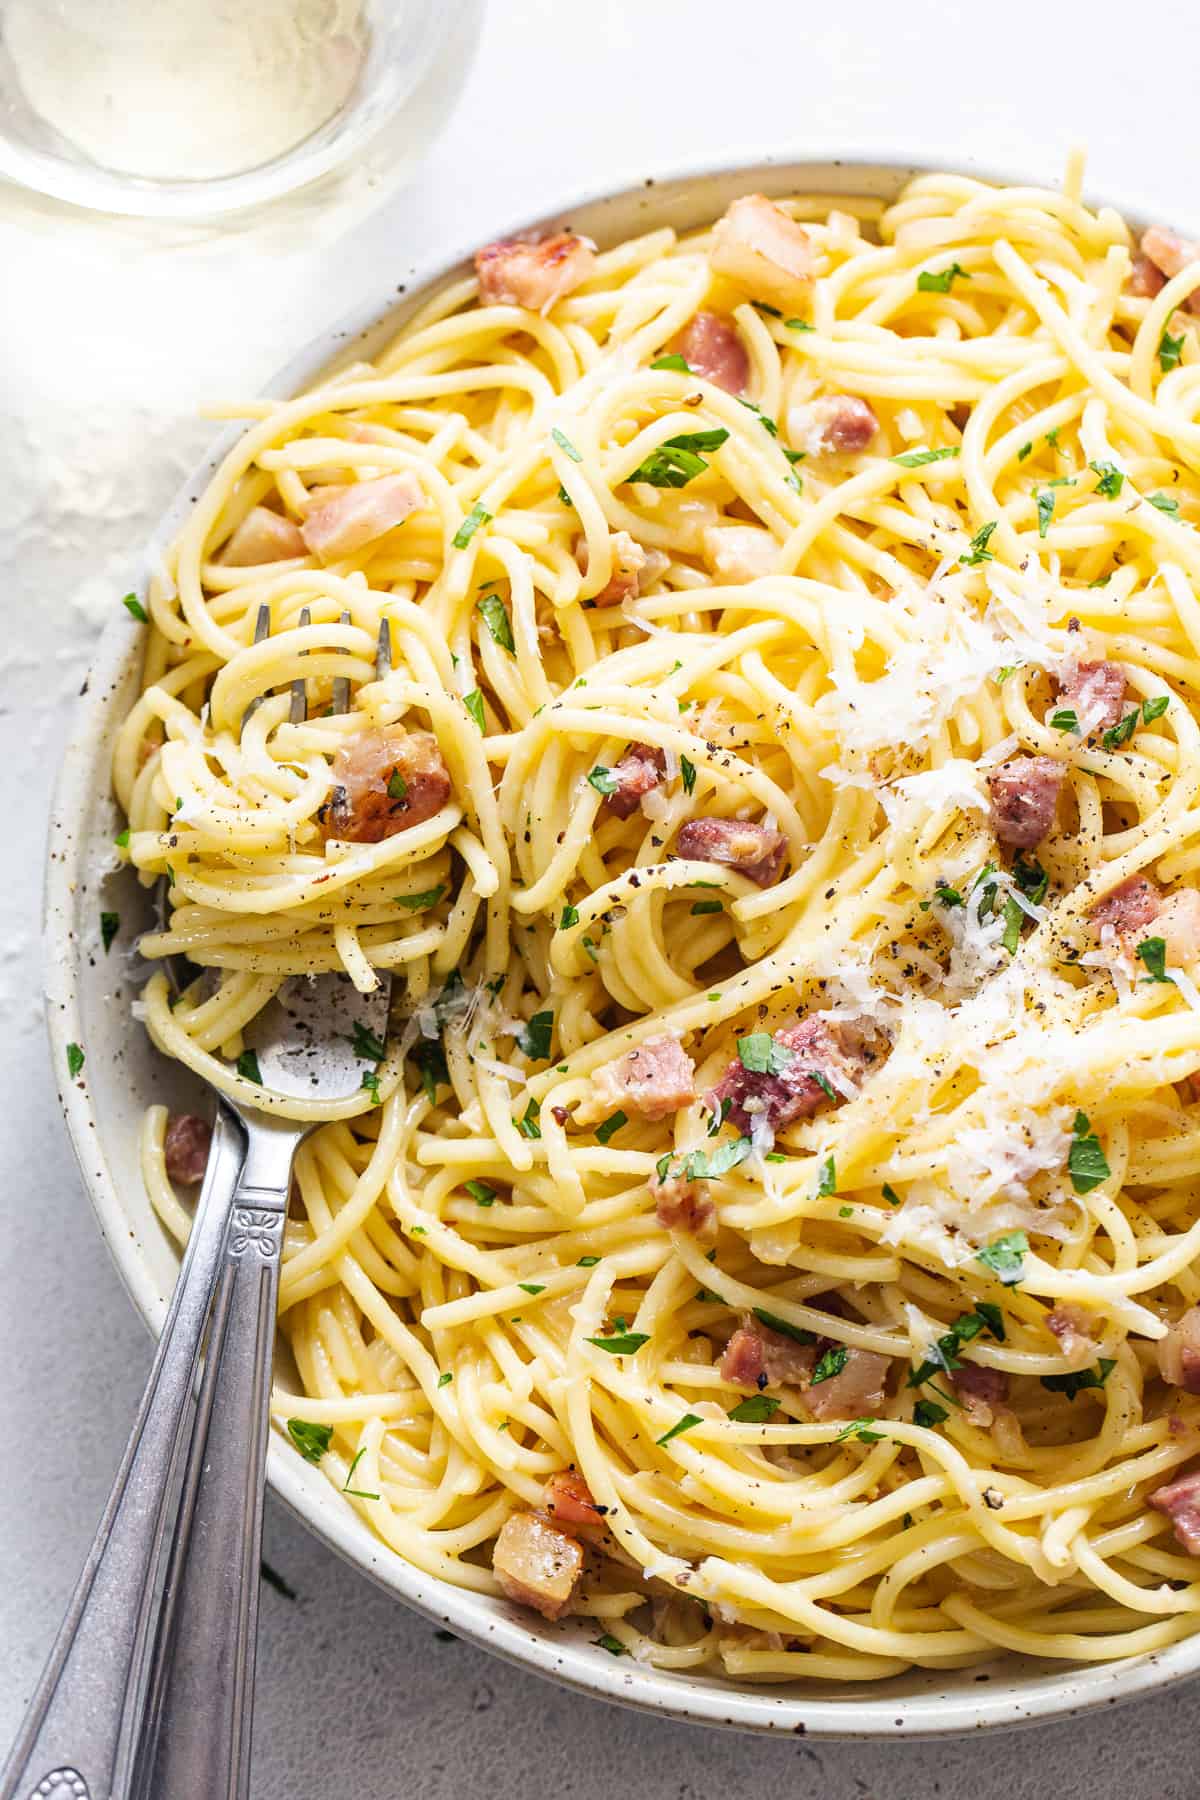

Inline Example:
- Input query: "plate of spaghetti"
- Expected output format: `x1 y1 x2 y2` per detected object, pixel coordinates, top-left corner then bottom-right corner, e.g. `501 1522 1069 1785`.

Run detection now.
46 154 1200 1734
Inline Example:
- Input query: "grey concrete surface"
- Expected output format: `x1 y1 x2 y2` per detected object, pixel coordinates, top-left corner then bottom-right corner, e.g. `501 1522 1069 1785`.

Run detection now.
3 3 1198 1793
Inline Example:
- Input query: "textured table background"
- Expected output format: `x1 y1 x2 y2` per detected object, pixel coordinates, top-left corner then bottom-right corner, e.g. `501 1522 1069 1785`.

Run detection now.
3 2 1199 1793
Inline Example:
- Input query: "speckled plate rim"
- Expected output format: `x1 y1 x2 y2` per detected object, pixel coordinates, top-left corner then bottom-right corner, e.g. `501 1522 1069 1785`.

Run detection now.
43 146 1200 1738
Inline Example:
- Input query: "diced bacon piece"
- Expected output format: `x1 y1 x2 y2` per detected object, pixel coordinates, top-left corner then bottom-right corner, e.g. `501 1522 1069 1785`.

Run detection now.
675 817 787 888
666 311 750 395
1128 253 1167 300
652 1172 715 1238
475 231 596 311
299 473 424 562
164 1114 212 1185
1150 1467 1200 1554
702 524 778 583
709 194 816 311
576 529 652 607
805 1347 891 1422
492 1510 584 1619
1156 889 1200 965
576 1033 695 1127
788 395 880 456
987 756 1065 849
1139 226 1200 315
1056 660 1127 735
221 506 307 567
1046 1304 1100 1363
709 1014 883 1137
721 1314 816 1390
1090 876 1162 938
324 726 452 843
605 743 666 819
950 1362 1010 1428
1158 1308 1200 1394
544 1470 604 1527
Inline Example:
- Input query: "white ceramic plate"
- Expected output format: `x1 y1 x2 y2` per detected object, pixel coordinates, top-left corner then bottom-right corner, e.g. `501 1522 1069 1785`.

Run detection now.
44 155 1200 1736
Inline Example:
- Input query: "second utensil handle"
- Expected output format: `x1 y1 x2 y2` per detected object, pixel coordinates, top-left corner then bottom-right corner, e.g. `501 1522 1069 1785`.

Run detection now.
133 1119 299 1800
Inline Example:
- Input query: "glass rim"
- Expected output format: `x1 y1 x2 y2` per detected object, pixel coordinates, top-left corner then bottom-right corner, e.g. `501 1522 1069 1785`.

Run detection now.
0 0 462 220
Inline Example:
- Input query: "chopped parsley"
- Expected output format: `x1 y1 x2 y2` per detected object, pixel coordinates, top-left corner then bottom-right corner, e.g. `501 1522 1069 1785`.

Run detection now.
1001 896 1024 955
66 1042 85 1079
1067 1110 1111 1194
917 262 971 293
350 1020 387 1063
438 1371 453 1388
1102 710 1139 750
361 1070 381 1105
1050 707 1079 734
586 1331 649 1355
752 1307 816 1345
386 768 408 800
1012 854 1049 906
786 317 814 331
976 1229 1028 1285
727 1394 781 1423
1036 488 1057 537
655 1412 702 1447
1018 442 1033 461
1143 694 1171 722
517 1282 545 1296
650 353 691 373
691 899 724 915
452 503 492 549
477 592 515 653
680 755 697 795
287 1419 331 1463
814 1155 837 1197
463 689 486 731
559 902 580 928
342 1447 381 1501
909 1307 1006 1386
1148 492 1181 517
100 911 119 953
810 1344 848 1385
837 1418 885 1443
396 885 445 911
517 1097 542 1139
593 1633 627 1656
1089 459 1124 498
1040 1358 1116 1400
960 521 998 565
656 1137 751 1185
882 1184 901 1206
466 1180 497 1206
913 1399 949 1429
235 1049 262 1085
122 593 149 623
517 1010 554 1061
627 429 729 489
1136 936 1172 983
586 765 619 796
892 446 960 468
736 1032 795 1076
115 827 131 848
551 425 582 461
577 1254 601 1267
1159 328 1186 373
595 1110 628 1144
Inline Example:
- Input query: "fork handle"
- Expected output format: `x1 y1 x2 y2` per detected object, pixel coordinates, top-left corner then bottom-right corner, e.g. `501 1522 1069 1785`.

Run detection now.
131 1113 303 1800
0 1105 245 1800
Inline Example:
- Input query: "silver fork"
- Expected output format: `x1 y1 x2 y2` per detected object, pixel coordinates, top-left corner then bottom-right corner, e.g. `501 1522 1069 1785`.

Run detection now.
2 604 393 1800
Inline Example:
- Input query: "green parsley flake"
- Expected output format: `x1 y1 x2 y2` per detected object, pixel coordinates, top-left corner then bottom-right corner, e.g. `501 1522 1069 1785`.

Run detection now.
1089 459 1124 498
466 1180 497 1206
586 1331 649 1355
960 521 998 565
66 1042 85 1079
892 446 960 468
837 1418 885 1444
287 1419 331 1463
976 1229 1028 1285
1149 492 1181 516
655 1412 702 1447
342 1447 381 1501
1160 328 1186 373
736 1032 796 1076
680 755 697 795
810 1344 849 1385
463 690 486 731
517 1282 545 1296
917 262 971 293
438 1371 453 1387
882 1183 901 1206
814 1155 837 1197
361 1070 381 1105
115 827 131 848
396 886 445 911
595 1109 628 1145
913 1399 949 1429
577 1255 601 1268
1143 694 1170 723
517 1097 541 1140
386 768 408 801
235 1049 262 1085
1040 1358 1116 1399
1036 489 1056 538
649 353 691 373
350 1019 387 1063
453 503 492 549
593 1633 627 1656
517 1010 554 1061
752 1307 816 1345
1136 936 1172 983
691 899 723 915
627 429 729 489
727 1394 781 1423
551 425 582 461
559 903 580 929
587 765 619 796
477 592 515 653
100 911 119 953
122 593 149 623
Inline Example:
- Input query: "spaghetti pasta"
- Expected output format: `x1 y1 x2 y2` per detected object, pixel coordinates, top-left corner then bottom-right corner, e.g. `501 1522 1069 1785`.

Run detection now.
116 165 1200 1679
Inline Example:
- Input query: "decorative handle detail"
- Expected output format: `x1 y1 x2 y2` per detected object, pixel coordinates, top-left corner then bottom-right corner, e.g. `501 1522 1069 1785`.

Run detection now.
0 1110 245 1800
